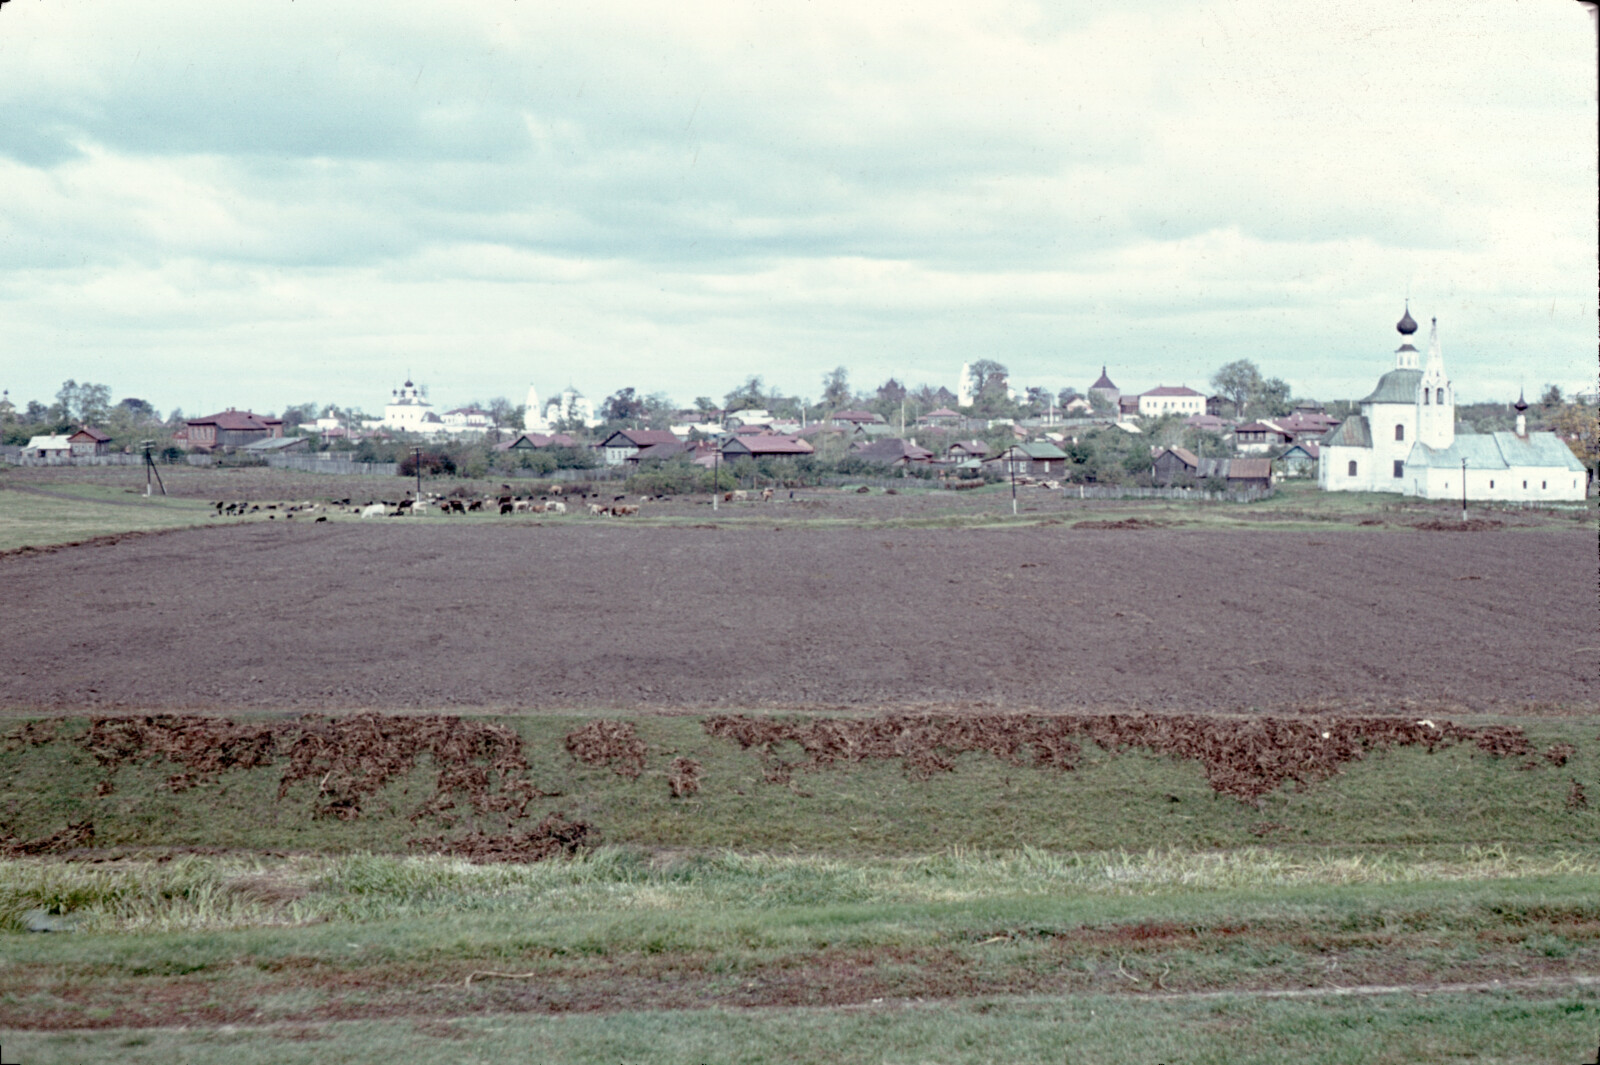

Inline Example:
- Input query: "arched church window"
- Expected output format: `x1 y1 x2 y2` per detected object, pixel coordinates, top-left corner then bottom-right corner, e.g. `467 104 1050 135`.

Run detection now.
1394 425 1404 441
1436 388 1444 404
1347 460 1357 477
1423 391 1430 405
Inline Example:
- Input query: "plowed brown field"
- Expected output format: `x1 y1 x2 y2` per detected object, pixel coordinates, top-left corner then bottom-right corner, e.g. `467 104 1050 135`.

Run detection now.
0 521 1592 712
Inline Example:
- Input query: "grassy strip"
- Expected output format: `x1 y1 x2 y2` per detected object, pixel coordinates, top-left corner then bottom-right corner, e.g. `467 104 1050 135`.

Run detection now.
0 485 223 552
3 715 1595 856
6 845 1600 934
2 852 1599 1013
3 982 1597 1063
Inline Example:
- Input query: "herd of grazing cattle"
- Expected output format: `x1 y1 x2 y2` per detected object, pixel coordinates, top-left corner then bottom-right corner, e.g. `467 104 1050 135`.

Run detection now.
207 483 787 523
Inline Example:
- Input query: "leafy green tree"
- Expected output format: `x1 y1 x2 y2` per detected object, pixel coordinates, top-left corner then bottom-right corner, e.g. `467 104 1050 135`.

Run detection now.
488 396 523 432
601 387 648 423
54 380 112 425
1254 376 1294 418
1210 360 1263 419
723 375 766 413
822 366 852 409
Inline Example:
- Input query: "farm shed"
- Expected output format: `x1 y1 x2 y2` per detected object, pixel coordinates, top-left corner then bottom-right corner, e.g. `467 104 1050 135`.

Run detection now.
1225 458 1275 490
22 434 71 458
1151 446 1201 483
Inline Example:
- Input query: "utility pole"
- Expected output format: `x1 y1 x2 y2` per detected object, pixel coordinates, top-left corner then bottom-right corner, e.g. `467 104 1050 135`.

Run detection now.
1460 457 1468 523
1010 448 1018 517
139 440 165 496
712 445 720 511
412 446 423 500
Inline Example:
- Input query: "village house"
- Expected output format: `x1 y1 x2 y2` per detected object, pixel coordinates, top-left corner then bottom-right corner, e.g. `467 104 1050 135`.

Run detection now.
68 427 112 456
1276 441 1320 477
991 441 1068 477
946 439 989 462
852 438 934 468
1234 421 1294 455
500 431 578 451
598 428 678 466
22 434 72 458
828 409 886 429
918 407 963 428
184 409 284 451
719 433 815 460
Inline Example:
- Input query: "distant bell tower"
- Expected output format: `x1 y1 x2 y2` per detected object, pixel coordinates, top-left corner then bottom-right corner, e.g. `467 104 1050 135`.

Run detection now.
1393 302 1420 369
1416 317 1454 449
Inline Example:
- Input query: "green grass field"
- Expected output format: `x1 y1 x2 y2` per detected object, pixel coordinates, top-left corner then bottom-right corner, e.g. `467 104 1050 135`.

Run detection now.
2 710 1598 1061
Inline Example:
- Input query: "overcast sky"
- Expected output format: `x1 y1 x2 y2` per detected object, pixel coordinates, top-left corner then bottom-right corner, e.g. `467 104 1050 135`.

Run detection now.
0 0 1594 418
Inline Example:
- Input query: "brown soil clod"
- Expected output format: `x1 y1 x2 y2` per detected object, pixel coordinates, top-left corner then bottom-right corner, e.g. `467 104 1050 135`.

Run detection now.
565 720 648 779
1567 779 1588 810
703 712 1532 804
1542 743 1576 767
409 813 592 863
667 757 702 798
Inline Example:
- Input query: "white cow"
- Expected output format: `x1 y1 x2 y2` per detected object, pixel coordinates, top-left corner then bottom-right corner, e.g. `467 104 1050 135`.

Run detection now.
360 504 387 518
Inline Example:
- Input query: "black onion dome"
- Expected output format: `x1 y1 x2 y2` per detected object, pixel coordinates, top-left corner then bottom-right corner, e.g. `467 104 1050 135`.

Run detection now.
1396 304 1418 335
1513 389 1528 413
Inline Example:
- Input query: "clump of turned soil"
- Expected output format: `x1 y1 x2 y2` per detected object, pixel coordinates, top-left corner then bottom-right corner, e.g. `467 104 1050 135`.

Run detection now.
703 712 1534 804
565 720 648 779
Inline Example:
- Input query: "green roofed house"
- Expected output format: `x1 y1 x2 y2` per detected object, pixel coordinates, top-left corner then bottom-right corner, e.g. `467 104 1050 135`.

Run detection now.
1318 305 1587 502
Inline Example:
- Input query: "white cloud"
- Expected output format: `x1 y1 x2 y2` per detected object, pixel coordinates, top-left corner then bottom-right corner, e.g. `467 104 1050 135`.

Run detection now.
0 0 1591 414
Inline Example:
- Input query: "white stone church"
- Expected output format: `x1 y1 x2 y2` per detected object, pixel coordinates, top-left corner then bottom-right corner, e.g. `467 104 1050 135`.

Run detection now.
1318 307 1587 502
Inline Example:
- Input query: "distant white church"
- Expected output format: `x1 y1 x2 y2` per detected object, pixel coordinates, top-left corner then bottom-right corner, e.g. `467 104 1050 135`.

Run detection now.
1319 307 1587 502
373 379 445 433
525 383 600 430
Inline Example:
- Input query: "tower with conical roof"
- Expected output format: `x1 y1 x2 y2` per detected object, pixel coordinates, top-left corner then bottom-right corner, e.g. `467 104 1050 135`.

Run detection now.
1415 317 1454 449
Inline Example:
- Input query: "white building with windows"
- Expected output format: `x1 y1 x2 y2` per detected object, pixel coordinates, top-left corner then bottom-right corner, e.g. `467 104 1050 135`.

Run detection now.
543 386 601 430
1137 385 1206 417
1319 307 1586 502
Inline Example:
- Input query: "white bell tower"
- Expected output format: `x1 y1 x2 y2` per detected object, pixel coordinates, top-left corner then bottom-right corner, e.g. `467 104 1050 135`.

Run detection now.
1416 317 1454 449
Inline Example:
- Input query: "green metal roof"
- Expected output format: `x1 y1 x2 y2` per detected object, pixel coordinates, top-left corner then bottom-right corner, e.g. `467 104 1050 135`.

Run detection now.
1320 414 1369 448
1490 431 1586 471
1010 441 1068 459
1360 368 1423 405
1407 431 1585 472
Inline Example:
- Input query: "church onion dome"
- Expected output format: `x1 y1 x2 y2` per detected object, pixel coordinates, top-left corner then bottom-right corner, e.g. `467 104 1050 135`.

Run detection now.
1513 390 1528 413
1091 366 1117 390
1396 304 1418 335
